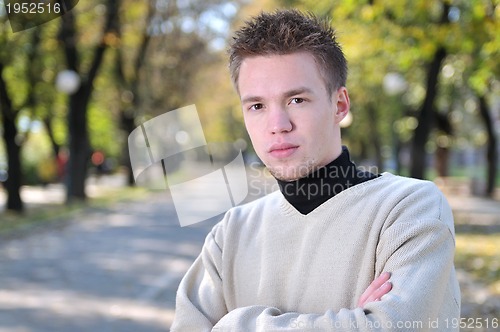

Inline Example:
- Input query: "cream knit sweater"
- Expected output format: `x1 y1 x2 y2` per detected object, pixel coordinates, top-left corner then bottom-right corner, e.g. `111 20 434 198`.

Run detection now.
171 173 461 331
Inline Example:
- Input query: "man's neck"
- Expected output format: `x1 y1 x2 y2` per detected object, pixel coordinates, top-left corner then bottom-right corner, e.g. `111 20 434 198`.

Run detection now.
276 146 378 215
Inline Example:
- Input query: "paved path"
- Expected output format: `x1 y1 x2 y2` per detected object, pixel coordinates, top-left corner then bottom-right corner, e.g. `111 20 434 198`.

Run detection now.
0 191 219 332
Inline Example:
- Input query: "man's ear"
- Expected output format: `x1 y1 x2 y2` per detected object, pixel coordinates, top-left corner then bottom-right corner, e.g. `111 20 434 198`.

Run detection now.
334 87 350 124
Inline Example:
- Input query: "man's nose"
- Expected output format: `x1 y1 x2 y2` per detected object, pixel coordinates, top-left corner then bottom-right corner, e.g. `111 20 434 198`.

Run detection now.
268 106 293 134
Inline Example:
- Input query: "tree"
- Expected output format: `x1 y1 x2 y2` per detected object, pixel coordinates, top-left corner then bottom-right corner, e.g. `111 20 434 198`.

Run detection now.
461 0 499 196
410 45 448 179
0 26 42 212
478 95 498 196
58 0 119 202
0 59 24 211
113 1 153 185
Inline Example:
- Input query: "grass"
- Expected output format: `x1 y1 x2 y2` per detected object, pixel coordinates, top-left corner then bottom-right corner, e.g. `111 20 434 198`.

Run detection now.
455 233 500 295
0 186 150 237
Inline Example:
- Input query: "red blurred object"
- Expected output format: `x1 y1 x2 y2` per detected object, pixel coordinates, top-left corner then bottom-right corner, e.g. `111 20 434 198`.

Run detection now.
91 151 105 166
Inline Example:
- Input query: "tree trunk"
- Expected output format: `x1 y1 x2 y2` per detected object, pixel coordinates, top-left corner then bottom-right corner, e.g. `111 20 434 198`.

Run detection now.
367 104 384 172
478 95 498 197
120 111 136 186
435 147 449 177
394 140 402 175
410 47 447 179
1 115 23 212
60 0 119 202
66 89 91 201
434 111 453 178
0 63 23 212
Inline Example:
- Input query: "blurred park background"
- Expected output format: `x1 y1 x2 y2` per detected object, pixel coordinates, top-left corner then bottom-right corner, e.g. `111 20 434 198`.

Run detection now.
0 0 499 331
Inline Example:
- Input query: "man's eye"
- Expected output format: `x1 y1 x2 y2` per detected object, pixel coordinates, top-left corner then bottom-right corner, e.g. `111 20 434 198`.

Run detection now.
290 98 304 104
249 103 264 111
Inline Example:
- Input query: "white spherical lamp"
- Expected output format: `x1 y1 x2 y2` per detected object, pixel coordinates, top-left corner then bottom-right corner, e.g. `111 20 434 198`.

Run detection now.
56 70 81 94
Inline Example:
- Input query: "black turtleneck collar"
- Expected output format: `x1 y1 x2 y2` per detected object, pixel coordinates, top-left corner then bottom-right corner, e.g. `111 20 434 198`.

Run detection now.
277 146 379 215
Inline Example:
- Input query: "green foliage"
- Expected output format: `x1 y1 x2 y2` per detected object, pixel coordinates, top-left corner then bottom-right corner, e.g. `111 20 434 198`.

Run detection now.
280 0 499 168
2 0 495 191
21 129 55 185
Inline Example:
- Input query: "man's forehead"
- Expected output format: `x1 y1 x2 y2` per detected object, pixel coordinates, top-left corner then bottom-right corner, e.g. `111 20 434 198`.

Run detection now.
238 53 323 97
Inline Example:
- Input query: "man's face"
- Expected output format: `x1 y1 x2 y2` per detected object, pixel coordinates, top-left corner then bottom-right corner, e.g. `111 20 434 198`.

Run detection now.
238 52 350 181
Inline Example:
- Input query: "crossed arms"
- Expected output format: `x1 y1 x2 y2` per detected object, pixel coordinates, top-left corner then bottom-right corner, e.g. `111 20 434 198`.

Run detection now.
171 224 459 331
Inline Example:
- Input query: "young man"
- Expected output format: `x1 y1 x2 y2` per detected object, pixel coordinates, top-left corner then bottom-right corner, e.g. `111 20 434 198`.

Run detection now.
171 10 460 331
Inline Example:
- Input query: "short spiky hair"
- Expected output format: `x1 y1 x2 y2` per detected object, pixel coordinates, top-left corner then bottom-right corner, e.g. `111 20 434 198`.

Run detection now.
228 9 347 95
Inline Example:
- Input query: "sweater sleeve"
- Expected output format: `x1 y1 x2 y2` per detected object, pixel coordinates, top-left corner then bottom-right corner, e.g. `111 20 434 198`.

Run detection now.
170 223 227 332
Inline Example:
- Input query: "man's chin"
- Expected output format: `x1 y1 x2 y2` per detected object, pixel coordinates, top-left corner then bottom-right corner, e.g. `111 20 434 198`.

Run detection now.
267 166 308 182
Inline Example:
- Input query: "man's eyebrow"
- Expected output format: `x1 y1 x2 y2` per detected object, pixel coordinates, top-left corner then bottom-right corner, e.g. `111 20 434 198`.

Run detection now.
241 87 314 104
241 95 263 104
283 87 314 98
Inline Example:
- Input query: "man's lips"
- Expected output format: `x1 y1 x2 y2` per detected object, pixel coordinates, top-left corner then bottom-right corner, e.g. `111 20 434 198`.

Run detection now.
268 143 299 158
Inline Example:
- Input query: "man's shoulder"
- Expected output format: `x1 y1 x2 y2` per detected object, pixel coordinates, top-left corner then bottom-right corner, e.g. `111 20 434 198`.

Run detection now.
375 173 453 225
376 172 442 196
